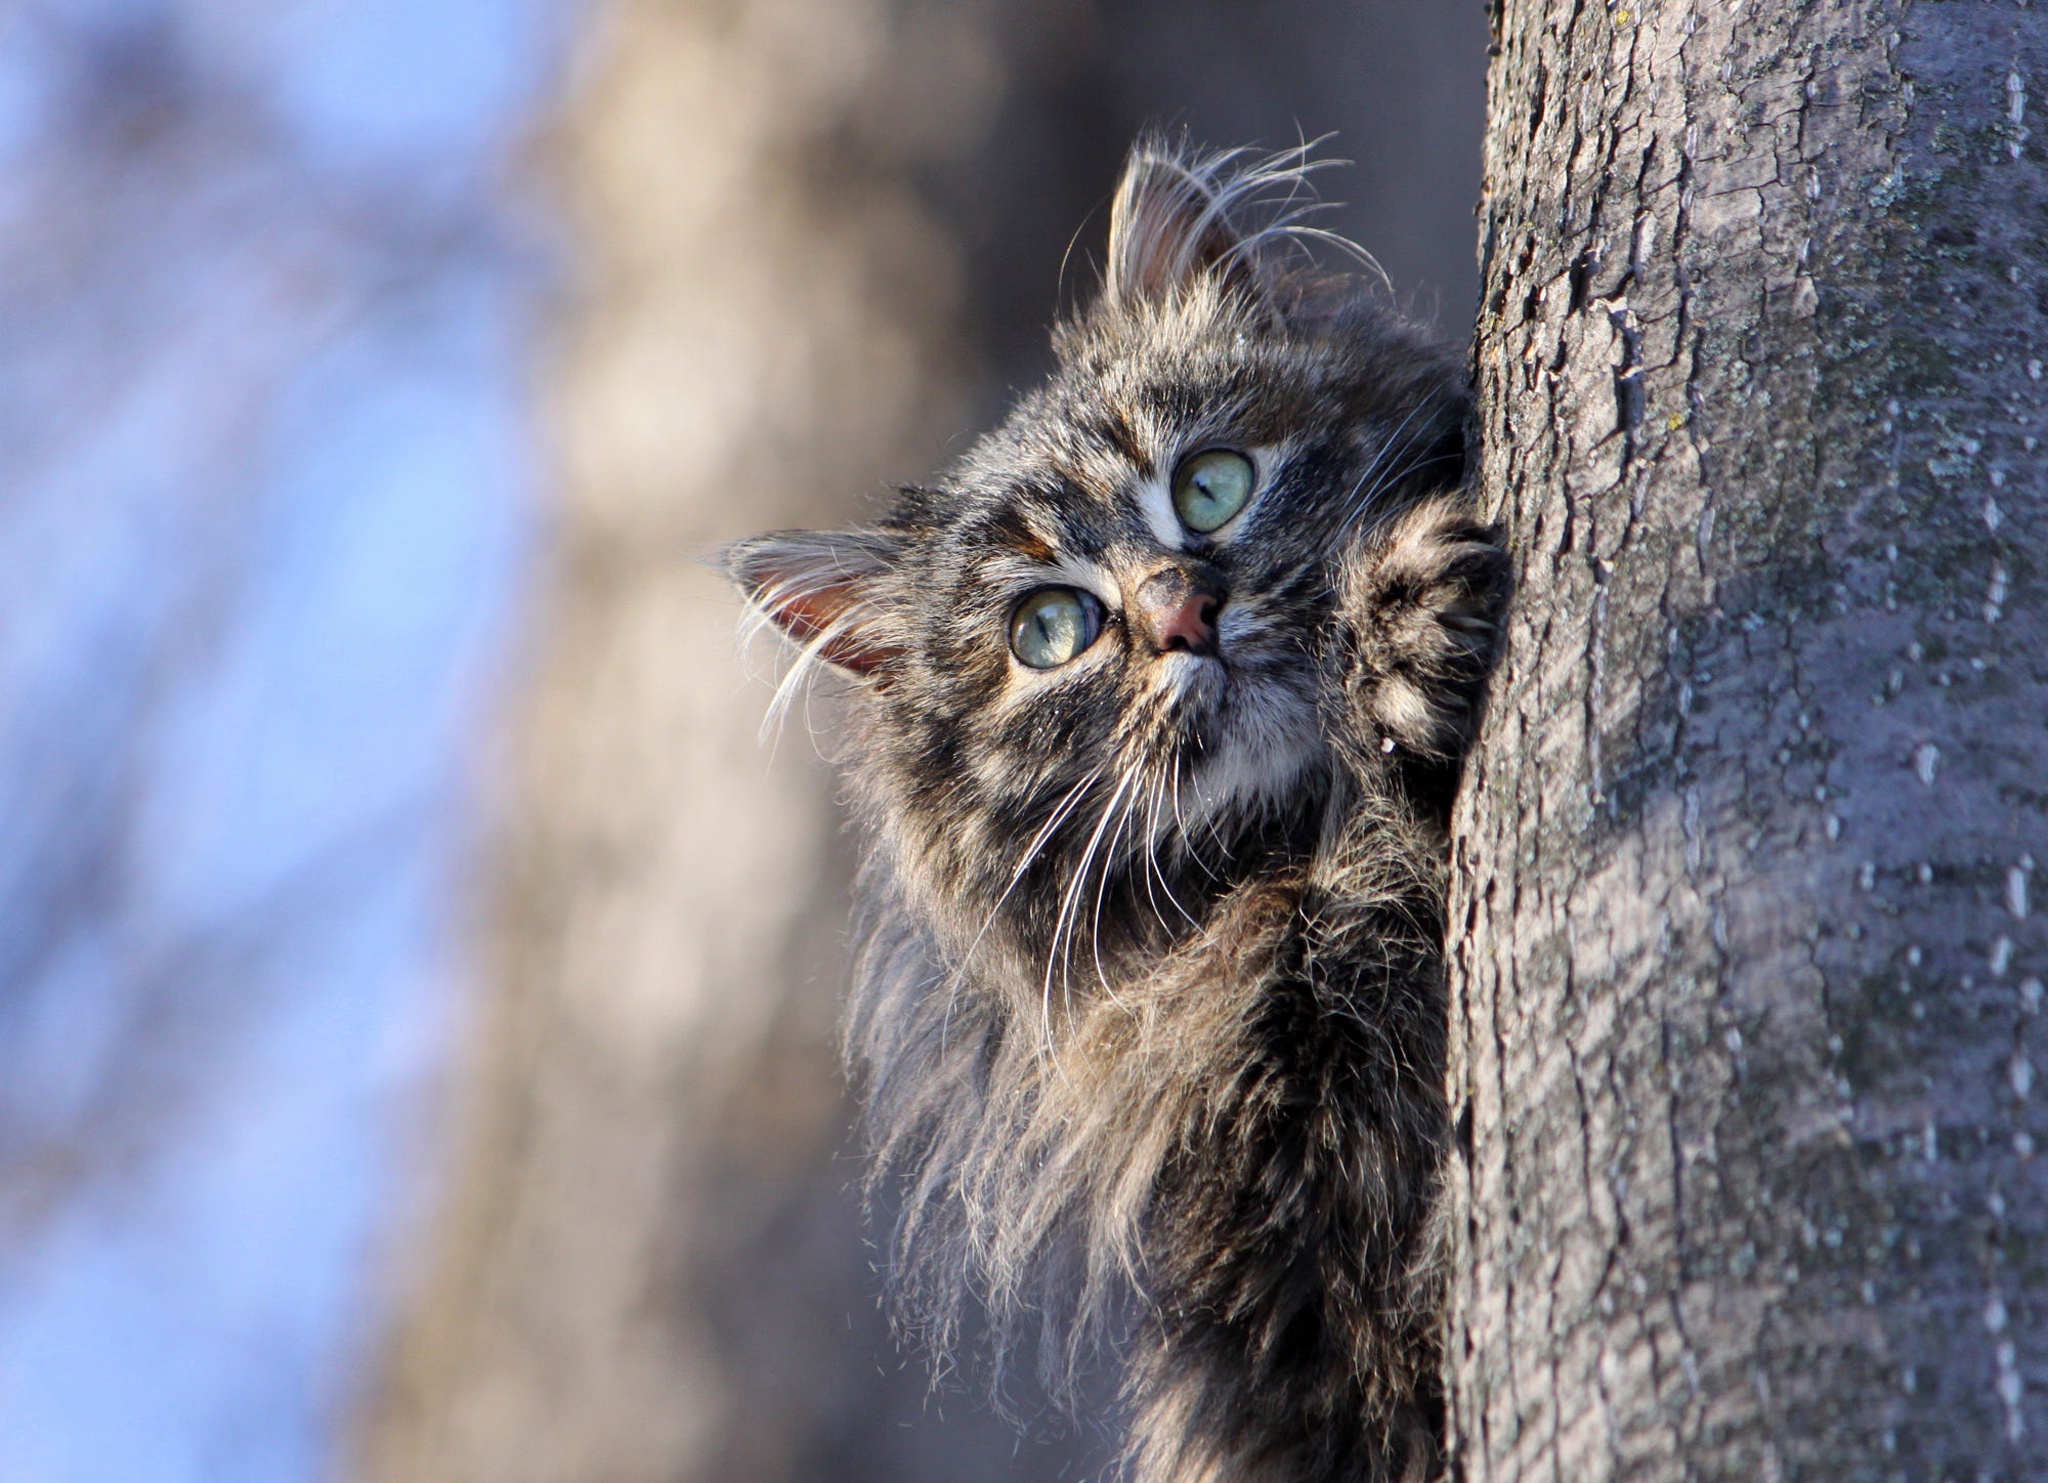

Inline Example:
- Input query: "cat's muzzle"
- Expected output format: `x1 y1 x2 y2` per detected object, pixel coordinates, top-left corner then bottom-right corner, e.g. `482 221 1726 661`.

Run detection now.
1132 561 1225 658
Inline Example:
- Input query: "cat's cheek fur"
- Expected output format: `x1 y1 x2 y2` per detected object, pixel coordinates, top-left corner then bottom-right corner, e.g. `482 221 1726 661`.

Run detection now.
1186 685 1324 826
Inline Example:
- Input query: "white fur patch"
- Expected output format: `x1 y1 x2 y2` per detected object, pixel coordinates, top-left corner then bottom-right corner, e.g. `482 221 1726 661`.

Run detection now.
1133 467 1185 549
1129 444 1283 549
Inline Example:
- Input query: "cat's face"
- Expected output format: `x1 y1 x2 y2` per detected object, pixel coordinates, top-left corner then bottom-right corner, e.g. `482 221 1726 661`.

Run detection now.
730 145 1464 993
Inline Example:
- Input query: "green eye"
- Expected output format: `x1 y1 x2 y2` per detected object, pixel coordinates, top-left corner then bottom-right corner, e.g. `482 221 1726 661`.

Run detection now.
1171 449 1255 533
1010 587 1102 669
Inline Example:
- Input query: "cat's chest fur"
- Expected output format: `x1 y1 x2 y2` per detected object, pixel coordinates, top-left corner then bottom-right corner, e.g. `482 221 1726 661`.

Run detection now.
731 139 1508 1483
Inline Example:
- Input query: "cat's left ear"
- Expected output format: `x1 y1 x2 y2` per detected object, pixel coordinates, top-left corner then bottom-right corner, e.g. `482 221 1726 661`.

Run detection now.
1104 141 1270 310
724 528 904 678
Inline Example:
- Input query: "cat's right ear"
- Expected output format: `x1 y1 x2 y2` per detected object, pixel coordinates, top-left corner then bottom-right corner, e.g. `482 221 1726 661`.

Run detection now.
724 528 903 678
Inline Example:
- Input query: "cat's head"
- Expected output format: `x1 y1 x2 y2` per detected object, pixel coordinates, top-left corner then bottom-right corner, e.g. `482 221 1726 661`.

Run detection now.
728 140 1465 992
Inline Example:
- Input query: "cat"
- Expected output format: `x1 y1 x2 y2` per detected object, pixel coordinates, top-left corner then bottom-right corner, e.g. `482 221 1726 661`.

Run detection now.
727 138 1508 1483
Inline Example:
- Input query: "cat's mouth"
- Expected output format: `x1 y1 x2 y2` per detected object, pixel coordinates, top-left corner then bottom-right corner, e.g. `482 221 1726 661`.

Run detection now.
1142 627 1324 831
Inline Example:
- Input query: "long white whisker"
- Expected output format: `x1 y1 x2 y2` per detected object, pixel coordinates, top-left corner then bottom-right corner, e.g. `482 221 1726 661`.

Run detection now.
1340 393 1445 530
1169 756 1221 886
1043 770 1135 1047
941 766 1105 1049
1145 767 1200 930
1053 770 1133 1018
1089 774 1147 1000
1353 414 1464 536
1350 437 1446 527
1136 764 1169 934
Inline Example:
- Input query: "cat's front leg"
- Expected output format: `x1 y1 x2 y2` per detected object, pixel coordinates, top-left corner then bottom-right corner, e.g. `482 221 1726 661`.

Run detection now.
1123 1329 1438 1483
1333 496 1510 764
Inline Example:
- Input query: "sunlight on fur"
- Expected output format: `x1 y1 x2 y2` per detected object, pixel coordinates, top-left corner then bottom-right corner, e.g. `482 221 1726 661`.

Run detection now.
727 137 1509 1483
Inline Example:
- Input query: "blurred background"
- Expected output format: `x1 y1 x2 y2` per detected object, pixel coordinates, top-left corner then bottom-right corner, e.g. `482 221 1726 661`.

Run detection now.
0 2 1483 1479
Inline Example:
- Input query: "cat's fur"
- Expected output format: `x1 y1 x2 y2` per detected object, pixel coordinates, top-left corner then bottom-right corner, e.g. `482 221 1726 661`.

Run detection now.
728 140 1507 1482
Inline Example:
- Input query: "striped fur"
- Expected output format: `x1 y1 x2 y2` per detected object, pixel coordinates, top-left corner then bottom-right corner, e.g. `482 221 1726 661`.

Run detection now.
728 139 1508 1482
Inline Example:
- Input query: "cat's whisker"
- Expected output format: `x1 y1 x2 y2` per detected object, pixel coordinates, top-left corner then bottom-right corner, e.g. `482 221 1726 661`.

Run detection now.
1085 786 1128 996
1166 755 1224 887
1135 765 1165 931
940 765 1106 1050
1144 766 1201 932
1042 769 1136 1050
1347 447 1454 537
1135 765 1174 935
1183 762 1237 860
1351 433 1461 531
1088 767 1151 1003
1052 770 1133 1015
1338 393 1446 530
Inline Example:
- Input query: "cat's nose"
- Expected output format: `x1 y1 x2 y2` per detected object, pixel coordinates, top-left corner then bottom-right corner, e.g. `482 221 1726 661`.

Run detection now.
1132 564 1224 657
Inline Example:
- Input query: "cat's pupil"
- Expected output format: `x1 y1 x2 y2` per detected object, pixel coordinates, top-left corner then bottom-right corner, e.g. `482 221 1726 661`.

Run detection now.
1010 587 1101 669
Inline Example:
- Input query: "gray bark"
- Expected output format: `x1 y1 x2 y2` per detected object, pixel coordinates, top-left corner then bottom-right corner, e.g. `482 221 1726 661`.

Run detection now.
1448 2 2048 1480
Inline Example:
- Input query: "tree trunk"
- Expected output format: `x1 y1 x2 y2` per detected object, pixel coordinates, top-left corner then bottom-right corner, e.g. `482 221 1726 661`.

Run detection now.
1448 2 2047 1479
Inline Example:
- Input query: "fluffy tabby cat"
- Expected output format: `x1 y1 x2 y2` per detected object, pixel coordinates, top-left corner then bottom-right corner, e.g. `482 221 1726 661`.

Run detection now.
727 140 1508 1482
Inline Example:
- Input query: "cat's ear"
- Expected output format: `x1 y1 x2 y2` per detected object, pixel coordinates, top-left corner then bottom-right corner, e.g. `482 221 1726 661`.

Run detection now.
725 528 903 678
1104 141 1268 309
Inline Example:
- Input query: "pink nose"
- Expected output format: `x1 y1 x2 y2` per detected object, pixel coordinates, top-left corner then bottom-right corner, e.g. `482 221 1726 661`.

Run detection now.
1133 565 1224 657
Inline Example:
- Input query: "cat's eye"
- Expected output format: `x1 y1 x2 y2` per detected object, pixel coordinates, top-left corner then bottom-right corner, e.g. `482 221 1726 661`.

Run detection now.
1171 449 1255 534
1010 587 1102 669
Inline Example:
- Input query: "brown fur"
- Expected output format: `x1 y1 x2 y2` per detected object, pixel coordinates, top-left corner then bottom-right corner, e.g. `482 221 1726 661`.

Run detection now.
729 139 1508 1480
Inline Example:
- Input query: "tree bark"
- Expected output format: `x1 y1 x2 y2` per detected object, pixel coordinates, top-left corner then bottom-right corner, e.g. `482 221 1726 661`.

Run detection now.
1449 2 2047 1479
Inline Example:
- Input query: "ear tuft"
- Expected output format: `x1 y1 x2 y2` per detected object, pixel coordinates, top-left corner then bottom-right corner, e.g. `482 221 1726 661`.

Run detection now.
1103 137 1365 310
724 528 902 678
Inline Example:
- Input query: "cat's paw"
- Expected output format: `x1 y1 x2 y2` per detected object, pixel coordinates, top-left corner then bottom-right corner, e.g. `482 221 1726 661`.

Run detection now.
1334 496 1510 763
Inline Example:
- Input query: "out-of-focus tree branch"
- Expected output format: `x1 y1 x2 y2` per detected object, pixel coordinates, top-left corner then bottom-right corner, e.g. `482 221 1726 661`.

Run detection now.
0 2 551 1476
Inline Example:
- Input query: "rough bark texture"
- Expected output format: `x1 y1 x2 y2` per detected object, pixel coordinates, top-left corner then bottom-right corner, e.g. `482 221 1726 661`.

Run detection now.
1449 2 2048 1480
